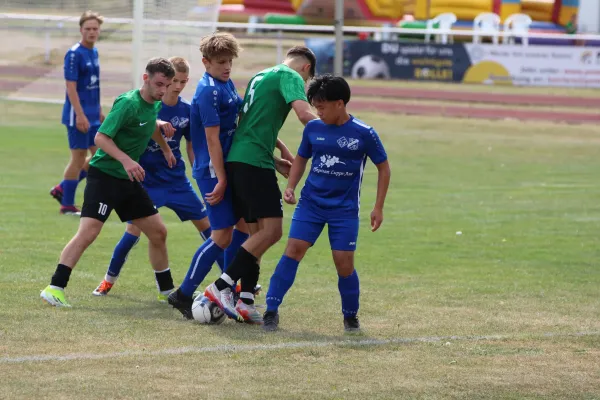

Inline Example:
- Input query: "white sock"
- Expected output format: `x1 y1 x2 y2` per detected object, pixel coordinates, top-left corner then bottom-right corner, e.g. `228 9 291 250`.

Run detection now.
219 273 235 287
240 292 254 301
105 274 117 284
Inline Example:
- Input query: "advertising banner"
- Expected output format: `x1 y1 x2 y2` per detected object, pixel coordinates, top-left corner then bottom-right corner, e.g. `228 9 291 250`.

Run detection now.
305 38 600 88
461 44 600 88
344 42 471 83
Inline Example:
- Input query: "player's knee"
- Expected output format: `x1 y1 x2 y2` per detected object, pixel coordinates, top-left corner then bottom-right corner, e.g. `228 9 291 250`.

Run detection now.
265 224 283 246
211 229 232 249
75 227 100 248
333 254 354 277
337 266 355 278
125 223 142 237
147 224 168 245
284 241 307 261
70 149 87 166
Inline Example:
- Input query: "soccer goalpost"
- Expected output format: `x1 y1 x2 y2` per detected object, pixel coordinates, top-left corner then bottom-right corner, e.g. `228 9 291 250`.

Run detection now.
131 0 222 88
1 0 222 102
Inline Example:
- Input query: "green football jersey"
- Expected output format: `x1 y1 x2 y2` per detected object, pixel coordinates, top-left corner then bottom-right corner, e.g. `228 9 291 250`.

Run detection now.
227 64 308 169
90 89 161 179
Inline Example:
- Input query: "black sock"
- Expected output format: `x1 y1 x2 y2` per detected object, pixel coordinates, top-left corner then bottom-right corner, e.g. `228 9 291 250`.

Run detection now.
50 264 72 289
215 247 257 291
240 261 260 305
154 268 175 292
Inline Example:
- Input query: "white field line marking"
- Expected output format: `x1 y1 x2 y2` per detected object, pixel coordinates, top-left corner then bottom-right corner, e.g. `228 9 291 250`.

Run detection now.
1 331 598 364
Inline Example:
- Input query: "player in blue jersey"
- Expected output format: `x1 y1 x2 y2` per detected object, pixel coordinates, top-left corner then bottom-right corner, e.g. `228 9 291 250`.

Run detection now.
166 32 249 320
167 33 292 320
262 75 391 333
90 57 220 302
50 11 105 215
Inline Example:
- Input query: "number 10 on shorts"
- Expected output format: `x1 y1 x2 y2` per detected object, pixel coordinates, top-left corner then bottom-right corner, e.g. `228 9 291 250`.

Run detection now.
98 202 108 216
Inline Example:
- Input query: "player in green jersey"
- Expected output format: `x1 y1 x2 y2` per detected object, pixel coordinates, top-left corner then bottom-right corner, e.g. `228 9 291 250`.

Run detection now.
203 46 318 324
41 57 178 307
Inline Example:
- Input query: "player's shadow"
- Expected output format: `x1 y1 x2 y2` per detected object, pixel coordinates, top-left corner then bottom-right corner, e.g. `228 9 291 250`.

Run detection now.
206 318 371 345
79 293 184 321
80 295 373 346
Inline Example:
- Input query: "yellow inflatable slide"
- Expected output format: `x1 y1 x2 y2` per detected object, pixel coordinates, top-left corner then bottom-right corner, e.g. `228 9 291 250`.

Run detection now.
414 0 520 21
363 0 415 19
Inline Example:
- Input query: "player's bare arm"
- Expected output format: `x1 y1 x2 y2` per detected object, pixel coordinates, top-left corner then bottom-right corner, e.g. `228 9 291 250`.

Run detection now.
157 119 175 138
95 132 145 182
371 160 391 232
151 126 176 168
283 155 309 204
291 99 318 126
185 139 195 166
276 138 294 163
204 125 227 205
274 156 292 179
66 80 90 133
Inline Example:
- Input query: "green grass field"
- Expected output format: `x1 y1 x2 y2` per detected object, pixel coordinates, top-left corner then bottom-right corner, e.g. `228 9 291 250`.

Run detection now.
1 100 599 399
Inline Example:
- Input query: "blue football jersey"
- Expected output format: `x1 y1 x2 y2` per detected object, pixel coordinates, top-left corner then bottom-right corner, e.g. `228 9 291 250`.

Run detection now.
190 72 242 180
139 97 191 188
297 116 388 218
61 42 101 127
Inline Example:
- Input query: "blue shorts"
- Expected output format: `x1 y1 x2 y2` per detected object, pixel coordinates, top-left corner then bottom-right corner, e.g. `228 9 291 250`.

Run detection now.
289 198 359 251
129 182 207 223
195 177 237 230
67 124 99 150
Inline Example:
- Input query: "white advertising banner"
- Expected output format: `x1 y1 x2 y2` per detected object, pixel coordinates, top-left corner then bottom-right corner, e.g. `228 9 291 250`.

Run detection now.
462 44 600 88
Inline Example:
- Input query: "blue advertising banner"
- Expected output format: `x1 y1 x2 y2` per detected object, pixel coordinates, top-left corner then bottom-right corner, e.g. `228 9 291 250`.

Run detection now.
305 38 471 83
345 41 471 82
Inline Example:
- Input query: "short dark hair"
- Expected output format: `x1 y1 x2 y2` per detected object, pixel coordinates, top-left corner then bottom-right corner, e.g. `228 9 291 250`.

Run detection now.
307 74 351 106
145 57 175 79
286 46 317 78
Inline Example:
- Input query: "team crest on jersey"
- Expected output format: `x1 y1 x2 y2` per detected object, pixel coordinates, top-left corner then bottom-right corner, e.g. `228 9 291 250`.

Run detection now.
347 138 359 150
170 116 189 129
337 136 359 150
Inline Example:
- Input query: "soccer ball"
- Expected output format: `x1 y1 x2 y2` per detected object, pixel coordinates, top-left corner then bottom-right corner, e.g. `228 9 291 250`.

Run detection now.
191 295 226 325
351 55 391 80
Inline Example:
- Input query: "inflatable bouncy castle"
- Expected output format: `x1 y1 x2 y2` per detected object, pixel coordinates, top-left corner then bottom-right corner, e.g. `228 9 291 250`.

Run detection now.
218 0 580 32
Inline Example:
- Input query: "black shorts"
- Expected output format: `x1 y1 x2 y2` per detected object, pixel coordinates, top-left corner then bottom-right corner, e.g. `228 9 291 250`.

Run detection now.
227 161 283 223
81 166 158 223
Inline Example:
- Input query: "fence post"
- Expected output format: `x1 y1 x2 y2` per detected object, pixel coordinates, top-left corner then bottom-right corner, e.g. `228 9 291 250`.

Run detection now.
44 19 51 64
276 30 283 64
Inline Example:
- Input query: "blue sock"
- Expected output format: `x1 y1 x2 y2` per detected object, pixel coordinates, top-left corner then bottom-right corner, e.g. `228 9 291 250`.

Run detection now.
265 255 300 312
224 229 249 269
200 227 211 241
179 238 224 298
107 231 140 279
199 227 225 273
60 179 78 207
78 170 87 182
338 270 360 318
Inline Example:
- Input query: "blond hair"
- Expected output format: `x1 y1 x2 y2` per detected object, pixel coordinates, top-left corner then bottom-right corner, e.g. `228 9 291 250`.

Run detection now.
199 32 241 60
169 57 190 74
79 10 104 27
